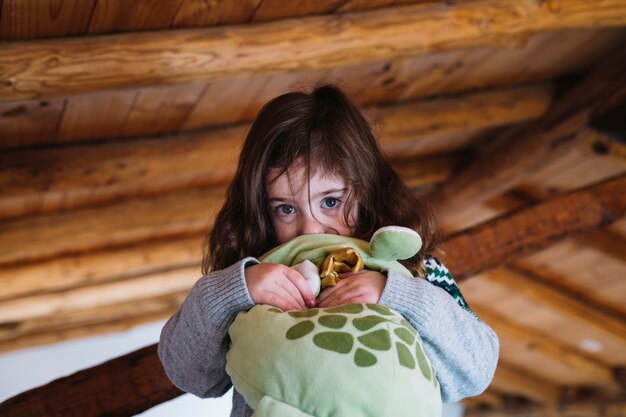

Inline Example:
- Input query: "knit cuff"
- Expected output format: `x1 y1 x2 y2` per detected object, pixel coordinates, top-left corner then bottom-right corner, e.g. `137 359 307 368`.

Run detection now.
195 257 257 333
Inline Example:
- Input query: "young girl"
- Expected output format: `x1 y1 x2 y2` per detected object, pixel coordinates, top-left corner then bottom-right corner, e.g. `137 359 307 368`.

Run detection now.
158 84 499 416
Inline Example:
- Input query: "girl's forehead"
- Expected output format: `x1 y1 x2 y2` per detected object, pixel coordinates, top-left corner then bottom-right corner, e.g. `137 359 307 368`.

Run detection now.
266 164 348 193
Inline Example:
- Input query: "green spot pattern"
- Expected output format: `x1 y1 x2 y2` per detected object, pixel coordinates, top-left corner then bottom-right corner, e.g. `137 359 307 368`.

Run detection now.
319 315 347 329
288 309 319 318
353 315 388 331
394 327 415 345
358 329 392 351
354 348 377 367
324 304 364 314
396 342 415 369
313 332 353 354
286 320 314 340
281 304 437 388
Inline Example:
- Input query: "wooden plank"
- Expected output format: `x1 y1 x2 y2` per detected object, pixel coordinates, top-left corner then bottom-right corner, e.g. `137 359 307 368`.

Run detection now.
471 305 619 389
465 398 626 417
481 267 626 354
3 0 626 101
172 0 260 27
489 365 561 404
433 43 626 219
0 266 198 323
0 98 65 149
56 90 138 143
0 0 96 40
3 175 626 416
251 0 343 22
0 292 186 353
120 84 207 137
440 175 626 281
371 84 553 157
0 235 203 301
0 187 225 266
0 344 183 417
88 0 183 34
0 126 245 220
0 84 549 219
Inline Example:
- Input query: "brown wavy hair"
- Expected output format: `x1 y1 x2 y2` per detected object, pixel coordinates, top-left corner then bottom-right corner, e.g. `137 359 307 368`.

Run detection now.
204 83 439 277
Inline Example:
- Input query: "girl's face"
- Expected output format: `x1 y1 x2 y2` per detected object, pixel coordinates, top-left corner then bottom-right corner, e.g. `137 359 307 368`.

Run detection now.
266 163 357 244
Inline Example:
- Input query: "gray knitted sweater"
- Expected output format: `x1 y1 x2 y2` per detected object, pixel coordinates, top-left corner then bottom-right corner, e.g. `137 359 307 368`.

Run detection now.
158 257 498 416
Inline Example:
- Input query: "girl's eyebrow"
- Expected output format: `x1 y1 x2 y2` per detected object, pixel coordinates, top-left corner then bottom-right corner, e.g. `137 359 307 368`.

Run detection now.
313 188 348 198
268 188 347 203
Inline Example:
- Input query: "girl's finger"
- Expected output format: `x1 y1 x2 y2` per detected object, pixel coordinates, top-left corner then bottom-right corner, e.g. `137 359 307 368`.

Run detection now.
283 267 316 307
316 278 349 304
266 284 304 311
263 292 301 312
317 283 360 308
275 274 307 309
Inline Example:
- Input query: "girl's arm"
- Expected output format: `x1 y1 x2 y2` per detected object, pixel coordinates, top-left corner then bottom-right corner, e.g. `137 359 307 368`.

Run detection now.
158 258 257 398
379 258 499 403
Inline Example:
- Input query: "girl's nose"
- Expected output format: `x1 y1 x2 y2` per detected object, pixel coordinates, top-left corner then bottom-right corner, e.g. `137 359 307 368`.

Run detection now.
300 216 325 235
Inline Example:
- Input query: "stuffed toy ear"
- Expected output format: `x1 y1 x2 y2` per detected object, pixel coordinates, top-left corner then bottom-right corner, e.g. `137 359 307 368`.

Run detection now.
370 226 422 261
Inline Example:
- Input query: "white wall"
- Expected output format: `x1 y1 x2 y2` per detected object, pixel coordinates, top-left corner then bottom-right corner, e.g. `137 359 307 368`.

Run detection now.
0 321 463 417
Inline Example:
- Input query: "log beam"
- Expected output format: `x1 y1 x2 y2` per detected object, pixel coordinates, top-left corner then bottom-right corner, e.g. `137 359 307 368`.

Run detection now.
0 344 183 417
433 43 626 219
465 397 626 417
2 173 625 416
0 84 551 219
1 0 625 101
440 175 626 282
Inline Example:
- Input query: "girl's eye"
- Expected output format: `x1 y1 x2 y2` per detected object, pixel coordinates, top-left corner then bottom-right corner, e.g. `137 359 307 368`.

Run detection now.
277 204 296 215
322 197 340 209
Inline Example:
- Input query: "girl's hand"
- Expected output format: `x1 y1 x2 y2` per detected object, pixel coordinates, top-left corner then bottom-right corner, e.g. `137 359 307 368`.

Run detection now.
316 270 385 308
245 263 316 311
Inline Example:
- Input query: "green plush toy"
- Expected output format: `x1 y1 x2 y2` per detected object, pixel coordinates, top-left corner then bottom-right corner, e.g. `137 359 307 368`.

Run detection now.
226 226 441 417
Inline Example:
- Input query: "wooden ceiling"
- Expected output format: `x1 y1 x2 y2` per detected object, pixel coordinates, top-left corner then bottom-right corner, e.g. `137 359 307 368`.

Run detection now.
1 1 626 416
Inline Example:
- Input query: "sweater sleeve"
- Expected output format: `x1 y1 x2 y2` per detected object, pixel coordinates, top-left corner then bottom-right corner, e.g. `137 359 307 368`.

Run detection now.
158 257 258 398
379 261 499 403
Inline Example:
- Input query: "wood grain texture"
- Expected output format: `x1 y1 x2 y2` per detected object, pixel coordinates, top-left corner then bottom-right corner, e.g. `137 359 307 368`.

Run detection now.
2 0 626 101
0 98 65 149
0 187 225 266
0 235 203 301
440 175 626 282
0 266 198 323
433 44 626 219
0 0 96 40
489 365 561 403
0 292 187 352
464 398 626 417
172 0 260 27
88 0 183 34
55 90 138 142
0 85 549 219
472 306 618 389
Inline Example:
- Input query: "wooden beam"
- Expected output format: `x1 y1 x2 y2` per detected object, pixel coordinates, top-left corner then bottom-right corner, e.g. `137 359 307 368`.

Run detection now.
433 43 626 219
0 292 187 353
2 172 625 416
0 235 202 301
0 187 224 266
489 365 561 404
0 84 551 219
0 266 198 323
0 344 183 417
471 306 620 390
1 0 625 101
482 267 626 344
464 397 626 417
440 175 626 281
